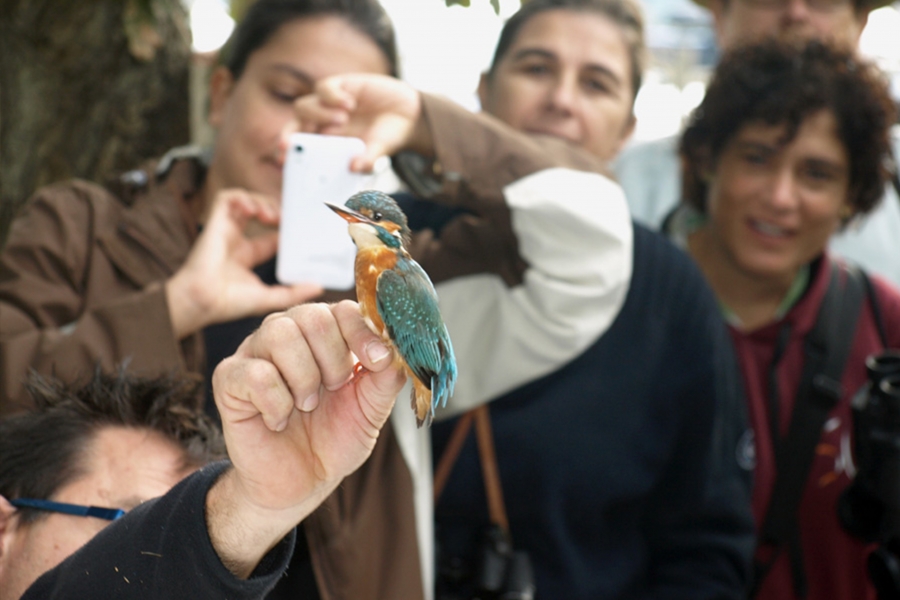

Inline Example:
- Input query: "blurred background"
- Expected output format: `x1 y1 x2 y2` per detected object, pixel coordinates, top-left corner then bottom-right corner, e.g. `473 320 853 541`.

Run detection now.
1 0 899 242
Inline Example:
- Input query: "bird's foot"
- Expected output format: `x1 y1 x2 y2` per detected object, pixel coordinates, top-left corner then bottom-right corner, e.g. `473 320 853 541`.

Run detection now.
349 361 370 385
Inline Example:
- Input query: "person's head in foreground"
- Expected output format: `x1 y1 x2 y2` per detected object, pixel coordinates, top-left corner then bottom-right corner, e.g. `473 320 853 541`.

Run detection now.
0 369 224 599
478 0 646 161
698 0 891 52
679 38 896 327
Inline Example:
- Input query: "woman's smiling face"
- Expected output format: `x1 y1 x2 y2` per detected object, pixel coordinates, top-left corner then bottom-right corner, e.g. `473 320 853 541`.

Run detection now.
478 9 636 162
703 109 850 285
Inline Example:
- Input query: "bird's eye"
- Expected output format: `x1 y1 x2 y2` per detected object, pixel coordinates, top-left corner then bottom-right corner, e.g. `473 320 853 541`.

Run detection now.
372 211 383 222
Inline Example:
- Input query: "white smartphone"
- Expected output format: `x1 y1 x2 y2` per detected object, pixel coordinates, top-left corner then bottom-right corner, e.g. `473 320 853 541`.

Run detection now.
276 133 374 289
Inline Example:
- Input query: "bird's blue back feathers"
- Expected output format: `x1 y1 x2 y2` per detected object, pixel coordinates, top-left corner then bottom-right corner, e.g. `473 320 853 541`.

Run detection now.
376 259 457 415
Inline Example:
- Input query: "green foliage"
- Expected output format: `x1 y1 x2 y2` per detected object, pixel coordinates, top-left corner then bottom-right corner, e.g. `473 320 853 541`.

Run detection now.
445 0 503 14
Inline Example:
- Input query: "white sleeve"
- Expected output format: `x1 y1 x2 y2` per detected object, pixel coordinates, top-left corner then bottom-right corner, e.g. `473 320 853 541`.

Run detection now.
434 167 633 417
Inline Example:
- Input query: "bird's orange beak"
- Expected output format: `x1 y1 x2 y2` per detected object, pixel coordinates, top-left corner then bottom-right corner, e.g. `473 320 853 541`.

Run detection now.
325 202 374 225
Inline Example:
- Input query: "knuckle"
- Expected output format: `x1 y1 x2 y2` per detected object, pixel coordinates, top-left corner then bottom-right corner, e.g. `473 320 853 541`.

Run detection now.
296 304 335 339
259 311 300 343
243 359 279 389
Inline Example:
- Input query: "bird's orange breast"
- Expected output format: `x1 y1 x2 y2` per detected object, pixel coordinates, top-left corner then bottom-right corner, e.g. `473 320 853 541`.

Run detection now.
355 247 398 337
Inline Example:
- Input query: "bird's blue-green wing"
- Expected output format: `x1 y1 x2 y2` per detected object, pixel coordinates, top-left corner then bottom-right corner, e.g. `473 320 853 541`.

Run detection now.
376 261 456 409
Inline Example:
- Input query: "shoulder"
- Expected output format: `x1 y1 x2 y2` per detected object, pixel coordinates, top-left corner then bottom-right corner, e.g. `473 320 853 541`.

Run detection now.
630 221 715 307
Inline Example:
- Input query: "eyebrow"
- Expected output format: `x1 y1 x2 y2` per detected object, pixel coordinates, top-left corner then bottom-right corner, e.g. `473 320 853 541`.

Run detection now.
266 64 314 88
734 139 847 169
508 48 623 87
734 140 778 153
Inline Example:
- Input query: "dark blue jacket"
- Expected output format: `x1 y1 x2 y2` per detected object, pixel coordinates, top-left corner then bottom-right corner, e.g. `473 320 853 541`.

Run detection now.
432 222 755 599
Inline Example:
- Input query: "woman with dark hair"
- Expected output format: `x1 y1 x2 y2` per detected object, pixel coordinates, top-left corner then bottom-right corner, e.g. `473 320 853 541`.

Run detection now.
0 0 397 414
670 39 900 599
0 2 424 599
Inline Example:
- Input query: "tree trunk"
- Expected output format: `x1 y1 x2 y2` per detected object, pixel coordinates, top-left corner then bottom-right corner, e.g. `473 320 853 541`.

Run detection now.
0 0 191 244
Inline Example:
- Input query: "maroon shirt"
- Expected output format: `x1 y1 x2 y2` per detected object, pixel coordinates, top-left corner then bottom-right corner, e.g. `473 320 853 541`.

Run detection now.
731 255 900 600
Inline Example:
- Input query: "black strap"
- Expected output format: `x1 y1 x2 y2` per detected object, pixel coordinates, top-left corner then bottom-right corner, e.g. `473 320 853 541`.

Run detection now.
860 270 889 349
751 262 867 598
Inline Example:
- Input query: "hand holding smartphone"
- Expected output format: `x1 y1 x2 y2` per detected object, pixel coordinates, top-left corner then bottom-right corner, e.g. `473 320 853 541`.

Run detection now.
277 133 375 289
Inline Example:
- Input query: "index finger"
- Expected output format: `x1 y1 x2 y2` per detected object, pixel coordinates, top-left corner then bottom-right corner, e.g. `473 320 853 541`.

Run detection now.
330 301 393 372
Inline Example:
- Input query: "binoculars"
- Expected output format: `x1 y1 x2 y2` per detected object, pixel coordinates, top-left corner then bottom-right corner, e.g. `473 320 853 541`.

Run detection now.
437 524 536 600
839 350 900 598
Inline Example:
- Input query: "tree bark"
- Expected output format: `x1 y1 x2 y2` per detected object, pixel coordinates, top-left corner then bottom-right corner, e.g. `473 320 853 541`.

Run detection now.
0 0 191 245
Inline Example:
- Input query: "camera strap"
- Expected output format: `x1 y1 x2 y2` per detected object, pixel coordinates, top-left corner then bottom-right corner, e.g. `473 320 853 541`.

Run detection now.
434 404 511 535
751 261 867 598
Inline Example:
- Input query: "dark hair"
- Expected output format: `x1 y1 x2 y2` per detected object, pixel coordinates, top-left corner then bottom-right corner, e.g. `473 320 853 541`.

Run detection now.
0 367 225 524
486 0 646 103
220 0 399 79
680 39 896 219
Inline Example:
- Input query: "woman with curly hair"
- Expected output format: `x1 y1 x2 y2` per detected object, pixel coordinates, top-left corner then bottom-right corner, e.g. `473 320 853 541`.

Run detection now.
670 39 900 599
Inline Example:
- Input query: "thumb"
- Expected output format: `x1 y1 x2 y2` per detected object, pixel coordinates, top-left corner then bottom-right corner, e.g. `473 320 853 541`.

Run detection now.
350 140 389 173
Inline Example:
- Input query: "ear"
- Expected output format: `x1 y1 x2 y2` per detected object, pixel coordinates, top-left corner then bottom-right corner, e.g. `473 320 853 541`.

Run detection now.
853 10 869 45
207 66 236 129
0 495 17 562
476 72 490 113
707 0 730 48
839 194 857 227
611 114 637 158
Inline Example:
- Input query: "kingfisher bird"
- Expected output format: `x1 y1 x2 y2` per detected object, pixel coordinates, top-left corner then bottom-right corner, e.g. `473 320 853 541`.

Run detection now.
327 191 457 427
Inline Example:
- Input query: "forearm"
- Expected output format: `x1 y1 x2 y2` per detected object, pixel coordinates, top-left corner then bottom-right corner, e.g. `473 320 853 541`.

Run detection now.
0 284 187 413
0 185 191 411
396 97 633 416
433 170 633 418
412 94 608 205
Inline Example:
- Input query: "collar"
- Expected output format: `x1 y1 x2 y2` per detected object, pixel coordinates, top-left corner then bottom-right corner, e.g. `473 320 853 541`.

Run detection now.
96 149 210 284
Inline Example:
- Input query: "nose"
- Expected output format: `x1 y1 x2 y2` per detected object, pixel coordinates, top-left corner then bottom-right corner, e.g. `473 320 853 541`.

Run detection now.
546 72 578 115
783 0 813 22
768 167 800 211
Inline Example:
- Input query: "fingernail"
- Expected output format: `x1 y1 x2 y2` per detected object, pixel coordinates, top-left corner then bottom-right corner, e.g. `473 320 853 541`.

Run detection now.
366 341 390 363
276 418 288 432
301 393 319 412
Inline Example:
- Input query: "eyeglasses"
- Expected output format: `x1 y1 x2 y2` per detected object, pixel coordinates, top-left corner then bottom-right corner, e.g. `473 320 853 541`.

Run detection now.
10 498 125 521
739 0 852 12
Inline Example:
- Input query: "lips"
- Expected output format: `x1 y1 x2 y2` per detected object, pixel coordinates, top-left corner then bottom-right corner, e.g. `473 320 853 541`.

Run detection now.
748 218 792 239
525 125 581 145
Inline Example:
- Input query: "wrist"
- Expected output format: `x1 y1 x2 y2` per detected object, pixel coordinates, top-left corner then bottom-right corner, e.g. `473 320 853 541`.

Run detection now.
205 467 336 579
405 93 433 156
165 271 212 339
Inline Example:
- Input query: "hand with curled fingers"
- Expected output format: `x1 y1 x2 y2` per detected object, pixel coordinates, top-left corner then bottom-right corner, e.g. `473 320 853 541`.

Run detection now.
205 300 406 578
292 74 431 173
165 188 323 339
